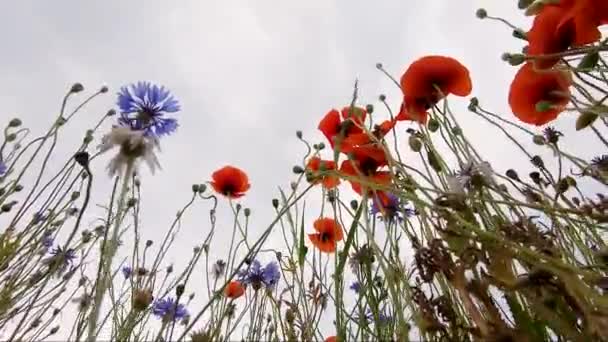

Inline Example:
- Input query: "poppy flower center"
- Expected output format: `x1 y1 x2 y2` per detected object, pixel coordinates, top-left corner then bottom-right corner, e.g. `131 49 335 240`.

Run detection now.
320 232 332 242
221 183 236 196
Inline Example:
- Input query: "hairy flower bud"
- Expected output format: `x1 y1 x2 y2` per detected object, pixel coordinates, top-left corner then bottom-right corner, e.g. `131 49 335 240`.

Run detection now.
8 118 22 128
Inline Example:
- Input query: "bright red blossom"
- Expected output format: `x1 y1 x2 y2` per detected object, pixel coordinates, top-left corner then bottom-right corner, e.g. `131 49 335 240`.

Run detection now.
509 63 572 126
224 281 245 299
309 218 344 253
210 166 251 199
306 157 340 189
397 56 472 124
325 336 338 342
318 106 367 151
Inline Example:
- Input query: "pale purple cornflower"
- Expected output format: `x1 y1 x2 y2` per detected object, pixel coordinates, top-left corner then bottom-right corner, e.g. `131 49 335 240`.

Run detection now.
117 82 180 137
0 161 6 176
41 231 54 249
122 265 133 279
370 193 415 222
350 281 362 294
238 260 281 291
152 297 188 322
44 246 77 275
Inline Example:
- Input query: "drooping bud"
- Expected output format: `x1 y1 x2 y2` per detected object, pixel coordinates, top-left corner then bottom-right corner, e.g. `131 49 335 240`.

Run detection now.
293 165 305 174
475 8 487 19
408 136 422 152
8 118 22 128
70 83 84 93
428 119 440 132
272 198 279 208
74 151 90 167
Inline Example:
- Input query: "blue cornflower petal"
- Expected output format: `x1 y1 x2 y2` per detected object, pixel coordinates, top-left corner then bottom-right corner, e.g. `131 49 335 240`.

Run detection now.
239 259 281 290
152 297 188 322
350 281 362 294
0 161 7 176
122 265 133 279
115 81 180 138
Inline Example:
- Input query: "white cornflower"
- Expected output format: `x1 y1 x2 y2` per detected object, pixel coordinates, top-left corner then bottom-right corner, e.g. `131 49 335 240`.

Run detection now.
98 126 161 176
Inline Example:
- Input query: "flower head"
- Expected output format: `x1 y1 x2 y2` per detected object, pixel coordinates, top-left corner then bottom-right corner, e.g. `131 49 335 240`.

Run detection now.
325 336 338 342
210 166 251 199
152 297 189 322
397 56 472 123
41 231 54 249
98 126 161 176
224 281 245 299
508 63 571 126
349 281 362 294
44 246 77 275
0 161 6 176
122 265 133 279
370 193 414 222
212 259 226 279
238 260 280 291
305 157 340 189
117 82 180 137
318 106 368 151
308 218 344 253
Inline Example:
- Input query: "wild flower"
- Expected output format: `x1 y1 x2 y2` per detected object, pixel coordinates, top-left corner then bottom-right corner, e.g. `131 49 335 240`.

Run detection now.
44 246 76 274
212 260 226 279
318 106 368 150
117 82 180 137
152 297 189 322
238 260 280 291
349 281 362 294
508 63 571 126
121 265 132 279
370 193 414 222
308 218 344 253
210 166 251 199
0 161 6 176
41 231 54 249
448 160 494 193
224 281 245 299
98 126 161 176
305 157 340 189
397 55 472 123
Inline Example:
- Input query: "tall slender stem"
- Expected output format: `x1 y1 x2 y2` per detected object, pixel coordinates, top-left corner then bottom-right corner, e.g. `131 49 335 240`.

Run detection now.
86 161 134 342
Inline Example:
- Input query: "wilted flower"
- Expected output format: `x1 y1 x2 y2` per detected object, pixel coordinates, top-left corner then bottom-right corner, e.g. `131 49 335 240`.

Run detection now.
122 265 132 279
238 260 280 291
212 260 226 279
98 126 161 176
152 297 189 322
44 246 77 274
117 82 180 137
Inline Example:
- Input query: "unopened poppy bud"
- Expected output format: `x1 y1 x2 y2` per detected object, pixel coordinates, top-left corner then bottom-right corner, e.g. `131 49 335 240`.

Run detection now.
70 83 84 93
518 0 534 9
6 133 16 142
134 179 141 187
244 208 251 217
327 190 336 203
100 85 109 93
408 136 422 152
428 119 439 132
198 184 206 193
506 169 520 181
508 54 525 66
272 198 279 208
192 184 200 193
375 63 383 69
427 151 442 172
14 184 23 192
176 284 185 296
167 265 174 273
475 8 487 19
293 165 305 174
576 111 598 131
81 230 92 243
350 200 358 210
531 155 544 169
317 142 325 150
74 151 90 167
50 326 59 335
512 29 527 41
365 104 374 114
8 118 21 127
379 94 386 101
146 240 153 247
71 191 80 201
451 127 462 136
532 135 545 145
106 109 116 117
296 130 303 139
468 98 479 112
1 202 15 212
236 203 242 211
290 181 297 190
529 171 541 184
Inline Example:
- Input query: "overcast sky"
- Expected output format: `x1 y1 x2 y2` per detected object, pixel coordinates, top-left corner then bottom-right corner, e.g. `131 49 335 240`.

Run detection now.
0 1 602 339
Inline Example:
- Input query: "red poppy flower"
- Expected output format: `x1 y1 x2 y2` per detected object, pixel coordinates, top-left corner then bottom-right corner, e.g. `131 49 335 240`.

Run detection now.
318 106 367 150
527 3 576 69
508 63 571 126
210 166 251 199
340 159 391 198
224 281 245 299
325 336 337 342
397 56 472 123
340 119 397 152
556 0 608 46
306 157 340 189
308 218 344 253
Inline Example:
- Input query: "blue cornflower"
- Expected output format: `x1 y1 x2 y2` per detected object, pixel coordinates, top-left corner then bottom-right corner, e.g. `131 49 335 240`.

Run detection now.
350 281 362 294
41 231 54 249
370 193 415 223
122 265 133 279
152 297 188 322
238 260 281 291
356 309 392 325
0 161 6 176
116 82 180 137
44 246 77 275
